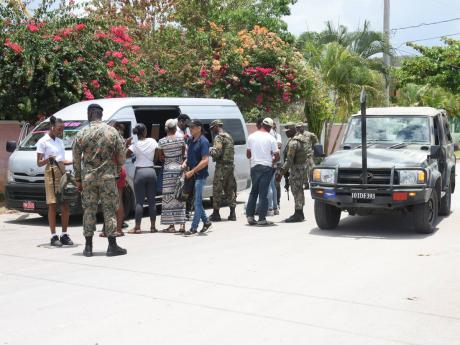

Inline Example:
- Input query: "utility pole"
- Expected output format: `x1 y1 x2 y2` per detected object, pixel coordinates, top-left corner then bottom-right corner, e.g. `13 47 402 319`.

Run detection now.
383 0 390 106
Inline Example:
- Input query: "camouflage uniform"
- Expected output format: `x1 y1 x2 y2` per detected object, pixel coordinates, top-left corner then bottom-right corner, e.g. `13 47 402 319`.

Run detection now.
302 130 318 184
209 124 236 209
73 120 125 237
280 133 309 210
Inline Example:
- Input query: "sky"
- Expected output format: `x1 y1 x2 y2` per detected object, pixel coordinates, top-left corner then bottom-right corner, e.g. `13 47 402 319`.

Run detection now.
283 0 460 56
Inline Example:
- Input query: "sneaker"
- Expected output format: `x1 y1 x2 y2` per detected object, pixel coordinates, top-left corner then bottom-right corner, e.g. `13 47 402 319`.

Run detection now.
267 209 274 217
184 228 197 236
60 233 74 246
247 217 257 226
50 235 63 247
274 208 280 215
200 221 212 233
257 219 273 226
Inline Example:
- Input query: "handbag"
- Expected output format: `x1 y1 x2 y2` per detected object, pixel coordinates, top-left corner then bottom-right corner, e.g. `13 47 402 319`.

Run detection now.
174 171 195 202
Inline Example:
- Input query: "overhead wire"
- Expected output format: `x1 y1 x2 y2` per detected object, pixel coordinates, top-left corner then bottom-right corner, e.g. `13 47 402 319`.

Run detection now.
391 17 460 32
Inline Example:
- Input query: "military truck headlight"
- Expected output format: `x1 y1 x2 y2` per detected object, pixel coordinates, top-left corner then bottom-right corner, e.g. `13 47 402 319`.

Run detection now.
398 170 426 185
312 168 335 184
7 169 14 183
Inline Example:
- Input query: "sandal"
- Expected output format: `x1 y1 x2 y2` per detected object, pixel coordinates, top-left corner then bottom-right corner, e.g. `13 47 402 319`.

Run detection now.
128 228 142 234
179 225 186 233
162 225 176 233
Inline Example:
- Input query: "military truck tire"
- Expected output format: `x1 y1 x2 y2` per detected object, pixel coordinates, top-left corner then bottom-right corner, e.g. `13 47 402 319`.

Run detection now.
439 183 451 216
314 200 341 230
413 192 437 234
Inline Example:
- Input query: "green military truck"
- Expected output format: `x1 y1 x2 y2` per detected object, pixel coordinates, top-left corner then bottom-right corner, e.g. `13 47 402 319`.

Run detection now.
311 104 457 234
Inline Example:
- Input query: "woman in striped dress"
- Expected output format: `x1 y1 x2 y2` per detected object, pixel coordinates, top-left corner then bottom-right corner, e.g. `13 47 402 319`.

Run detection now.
158 119 186 232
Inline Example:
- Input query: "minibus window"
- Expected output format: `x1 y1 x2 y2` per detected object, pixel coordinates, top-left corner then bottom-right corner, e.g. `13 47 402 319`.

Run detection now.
19 120 87 150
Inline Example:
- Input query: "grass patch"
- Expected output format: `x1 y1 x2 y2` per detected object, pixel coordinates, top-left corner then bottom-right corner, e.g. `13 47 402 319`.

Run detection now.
456 151 460 159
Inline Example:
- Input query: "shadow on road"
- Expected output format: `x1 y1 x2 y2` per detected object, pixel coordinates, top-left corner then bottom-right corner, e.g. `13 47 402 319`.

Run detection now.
308 214 448 240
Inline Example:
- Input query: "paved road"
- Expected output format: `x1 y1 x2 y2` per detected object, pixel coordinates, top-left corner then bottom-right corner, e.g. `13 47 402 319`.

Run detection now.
1 175 459 345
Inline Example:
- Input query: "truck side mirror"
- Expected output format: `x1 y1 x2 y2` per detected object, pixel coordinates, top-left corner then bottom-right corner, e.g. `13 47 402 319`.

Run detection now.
313 144 325 158
429 145 440 159
6 140 17 153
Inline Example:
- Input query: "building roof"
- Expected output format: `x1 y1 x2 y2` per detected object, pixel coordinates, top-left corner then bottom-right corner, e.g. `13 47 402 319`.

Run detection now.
352 107 442 117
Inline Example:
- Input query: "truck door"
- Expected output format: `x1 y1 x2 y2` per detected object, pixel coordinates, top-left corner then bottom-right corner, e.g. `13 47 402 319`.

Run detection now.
433 114 448 189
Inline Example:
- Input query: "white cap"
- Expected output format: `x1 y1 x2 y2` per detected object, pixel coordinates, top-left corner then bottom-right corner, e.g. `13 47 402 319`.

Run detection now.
262 117 274 127
165 119 177 129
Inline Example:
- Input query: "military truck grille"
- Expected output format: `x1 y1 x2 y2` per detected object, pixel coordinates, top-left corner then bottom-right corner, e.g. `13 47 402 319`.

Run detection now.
337 168 395 185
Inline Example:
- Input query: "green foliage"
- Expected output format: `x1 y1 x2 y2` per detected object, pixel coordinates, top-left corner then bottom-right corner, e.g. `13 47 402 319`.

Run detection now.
397 38 460 93
0 0 149 121
396 83 460 117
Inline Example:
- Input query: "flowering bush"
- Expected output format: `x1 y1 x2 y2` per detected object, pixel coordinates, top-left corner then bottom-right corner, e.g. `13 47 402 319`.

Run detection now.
196 24 315 117
0 5 148 120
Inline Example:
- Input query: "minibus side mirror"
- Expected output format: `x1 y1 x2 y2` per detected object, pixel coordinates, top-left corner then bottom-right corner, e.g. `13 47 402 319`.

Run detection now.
6 140 17 153
313 144 325 158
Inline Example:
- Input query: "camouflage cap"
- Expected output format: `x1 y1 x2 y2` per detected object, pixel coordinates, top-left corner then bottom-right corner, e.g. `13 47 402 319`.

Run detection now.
283 122 296 131
209 119 223 128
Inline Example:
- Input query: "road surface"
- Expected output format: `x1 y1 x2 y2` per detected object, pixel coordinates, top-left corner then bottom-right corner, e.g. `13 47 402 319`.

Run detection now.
0 175 459 345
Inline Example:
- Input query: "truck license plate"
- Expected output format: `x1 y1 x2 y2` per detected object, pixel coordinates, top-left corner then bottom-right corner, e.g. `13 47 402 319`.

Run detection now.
351 192 375 200
23 201 35 210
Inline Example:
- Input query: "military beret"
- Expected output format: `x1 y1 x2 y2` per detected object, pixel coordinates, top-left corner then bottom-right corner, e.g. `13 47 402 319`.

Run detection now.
210 120 223 128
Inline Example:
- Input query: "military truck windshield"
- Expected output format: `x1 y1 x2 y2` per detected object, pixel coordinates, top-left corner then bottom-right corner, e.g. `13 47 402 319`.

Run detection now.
344 116 430 145
19 121 87 150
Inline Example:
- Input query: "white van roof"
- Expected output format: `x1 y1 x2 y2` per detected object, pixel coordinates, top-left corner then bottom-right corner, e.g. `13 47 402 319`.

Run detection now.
351 107 442 117
53 97 238 121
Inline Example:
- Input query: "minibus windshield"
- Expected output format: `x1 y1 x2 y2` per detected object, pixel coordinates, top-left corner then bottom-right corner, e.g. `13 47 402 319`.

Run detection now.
19 120 88 150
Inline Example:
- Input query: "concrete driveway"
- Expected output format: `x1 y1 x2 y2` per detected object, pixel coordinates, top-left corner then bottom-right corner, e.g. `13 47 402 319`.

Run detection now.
0 175 459 345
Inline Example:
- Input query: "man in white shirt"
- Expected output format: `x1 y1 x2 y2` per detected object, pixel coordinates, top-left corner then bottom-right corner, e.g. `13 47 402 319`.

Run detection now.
246 117 280 225
268 122 282 215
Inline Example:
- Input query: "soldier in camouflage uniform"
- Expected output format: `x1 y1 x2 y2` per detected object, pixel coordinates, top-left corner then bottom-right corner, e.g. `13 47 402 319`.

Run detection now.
73 104 127 257
276 122 309 222
208 120 237 221
296 122 318 190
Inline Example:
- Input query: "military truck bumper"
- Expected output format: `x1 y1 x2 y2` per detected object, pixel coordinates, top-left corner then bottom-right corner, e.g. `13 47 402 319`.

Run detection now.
310 184 432 209
5 182 83 215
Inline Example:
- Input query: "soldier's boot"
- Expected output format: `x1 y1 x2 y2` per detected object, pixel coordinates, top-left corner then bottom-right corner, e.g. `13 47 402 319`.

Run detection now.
228 207 237 221
83 236 93 257
106 236 127 257
285 210 304 223
209 209 222 222
299 209 305 220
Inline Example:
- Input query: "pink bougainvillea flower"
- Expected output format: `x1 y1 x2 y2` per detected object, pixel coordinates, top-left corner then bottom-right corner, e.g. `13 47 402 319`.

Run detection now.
91 80 100 89
4 38 24 54
200 67 208 78
112 51 123 59
256 67 273 76
159 69 167 75
131 45 141 53
53 35 62 42
83 84 95 100
77 56 85 62
104 50 112 57
256 94 263 105
107 70 116 79
121 58 129 65
107 60 115 68
61 28 73 37
139 70 145 77
27 23 39 32
75 23 85 31
113 83 123 95
96 32 108 39
282 92 290 102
